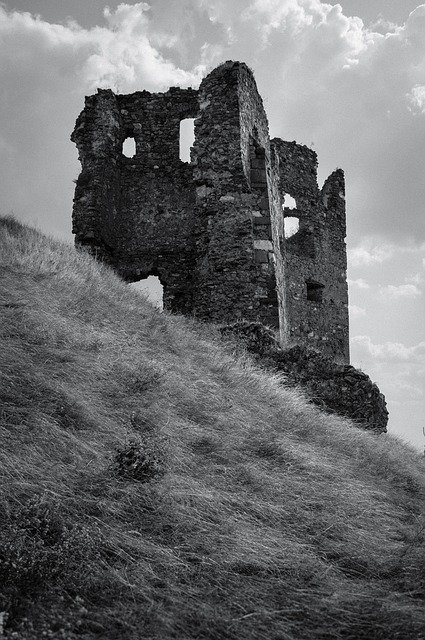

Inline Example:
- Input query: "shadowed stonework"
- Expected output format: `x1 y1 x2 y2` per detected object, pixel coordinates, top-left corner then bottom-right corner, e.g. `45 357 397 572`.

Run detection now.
72 61 349 363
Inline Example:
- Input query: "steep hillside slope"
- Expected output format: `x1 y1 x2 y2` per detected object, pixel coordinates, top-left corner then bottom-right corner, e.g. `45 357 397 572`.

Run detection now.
1 216 424 640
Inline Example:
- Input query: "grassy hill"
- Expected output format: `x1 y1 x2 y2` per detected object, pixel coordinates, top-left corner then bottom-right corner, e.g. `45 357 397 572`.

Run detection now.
1 215 424 640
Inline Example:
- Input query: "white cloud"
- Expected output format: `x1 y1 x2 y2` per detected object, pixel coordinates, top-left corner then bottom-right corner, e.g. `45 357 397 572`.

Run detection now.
0 4 204 236
349 304 366 318
405 272 424 285
350 334 425 422
1 1 425 242
352 335 425 363
379 283 421 300
348 278 370 289
348 243 394 267
368 17 399 34
0 4 204 93
348 240 425 268
406 84 425 114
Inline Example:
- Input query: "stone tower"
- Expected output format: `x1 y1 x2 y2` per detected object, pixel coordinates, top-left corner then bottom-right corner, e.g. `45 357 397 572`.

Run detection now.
71 61 349 363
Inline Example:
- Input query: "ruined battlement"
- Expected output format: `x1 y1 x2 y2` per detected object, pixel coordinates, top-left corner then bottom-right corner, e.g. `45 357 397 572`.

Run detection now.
71 61 349 363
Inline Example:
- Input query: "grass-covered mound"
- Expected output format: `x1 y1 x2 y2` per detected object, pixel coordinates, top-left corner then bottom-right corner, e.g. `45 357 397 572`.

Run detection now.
1 216 424 640
220 322 388 433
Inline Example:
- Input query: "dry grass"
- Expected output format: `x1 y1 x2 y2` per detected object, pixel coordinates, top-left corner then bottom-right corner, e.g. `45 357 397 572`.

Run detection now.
1 215 424 639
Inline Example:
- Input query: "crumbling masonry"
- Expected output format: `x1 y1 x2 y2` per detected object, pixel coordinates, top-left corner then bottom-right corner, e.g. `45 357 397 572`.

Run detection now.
72 61 349 363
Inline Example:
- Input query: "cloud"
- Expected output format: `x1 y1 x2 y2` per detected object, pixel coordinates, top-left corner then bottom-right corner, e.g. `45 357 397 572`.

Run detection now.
0 4 204 236
349 304 366 318
368 16 399 34
405 271 424 285
406 84 425 114
351 335 425 413
379 283 421 300
231 0 425 243
348 240 425 268
1 0 425 246
348 243 394 267
348 278 370 289
352 335 425 363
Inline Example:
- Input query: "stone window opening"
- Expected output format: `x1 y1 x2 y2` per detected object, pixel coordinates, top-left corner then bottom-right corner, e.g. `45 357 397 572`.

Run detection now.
284 216 299 238
129 275 164 310
306 281 324 303
283 194 297 210
122 137 136 158
179 118 195 163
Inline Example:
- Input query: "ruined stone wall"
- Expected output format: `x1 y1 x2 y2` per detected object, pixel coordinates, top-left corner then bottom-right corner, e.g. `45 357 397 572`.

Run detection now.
191 61 282 328
272 140 349 363
220 323 387 433
72 86 198 314
72 90 122 257
71 61 349 363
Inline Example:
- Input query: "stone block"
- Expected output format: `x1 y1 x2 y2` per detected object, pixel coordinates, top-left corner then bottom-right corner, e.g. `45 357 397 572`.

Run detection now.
253 239 273 251
253 216 271 225
254 249 269 263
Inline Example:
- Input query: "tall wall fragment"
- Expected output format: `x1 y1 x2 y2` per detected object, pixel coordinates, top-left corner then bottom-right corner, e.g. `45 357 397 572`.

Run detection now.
71 61 349 363
191 62 283 330
273 140 349 363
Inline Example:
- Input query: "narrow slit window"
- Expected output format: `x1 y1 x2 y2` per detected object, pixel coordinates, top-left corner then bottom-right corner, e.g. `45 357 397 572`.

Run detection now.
284 216 299 238
122 137 136 158
306 281 324 303
180 118 195 163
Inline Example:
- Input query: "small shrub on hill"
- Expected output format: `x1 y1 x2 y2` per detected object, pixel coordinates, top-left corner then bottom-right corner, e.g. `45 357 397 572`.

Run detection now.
0 495 101 618
112 438 166 482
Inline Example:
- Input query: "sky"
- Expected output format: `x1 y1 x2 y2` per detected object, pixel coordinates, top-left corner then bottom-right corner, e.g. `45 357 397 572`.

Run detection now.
1 0 424 450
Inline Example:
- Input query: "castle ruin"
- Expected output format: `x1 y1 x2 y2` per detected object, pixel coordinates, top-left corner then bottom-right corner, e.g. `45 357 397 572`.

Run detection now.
71 61 349 363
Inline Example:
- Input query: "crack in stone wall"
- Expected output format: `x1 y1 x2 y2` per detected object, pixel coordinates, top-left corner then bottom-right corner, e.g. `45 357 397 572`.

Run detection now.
72 61 349 364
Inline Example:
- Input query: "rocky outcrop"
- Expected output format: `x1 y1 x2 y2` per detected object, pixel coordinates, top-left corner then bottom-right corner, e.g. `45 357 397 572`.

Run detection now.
220 322 388 433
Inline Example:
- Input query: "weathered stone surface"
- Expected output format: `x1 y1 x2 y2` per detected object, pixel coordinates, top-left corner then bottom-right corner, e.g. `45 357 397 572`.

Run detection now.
220 321 279 356
220 322 388 433
71 61 349 364
274 345 388 433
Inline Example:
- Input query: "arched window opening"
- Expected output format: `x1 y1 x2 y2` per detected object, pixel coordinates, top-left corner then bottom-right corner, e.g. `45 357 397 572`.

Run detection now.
180 118 195 163
283 194 297 209
306 281 324 303
122 137 136 158
129 275 163 310
284 216 299 238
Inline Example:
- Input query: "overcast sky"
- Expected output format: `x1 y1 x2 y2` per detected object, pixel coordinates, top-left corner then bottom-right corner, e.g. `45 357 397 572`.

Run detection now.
1 0 424 450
